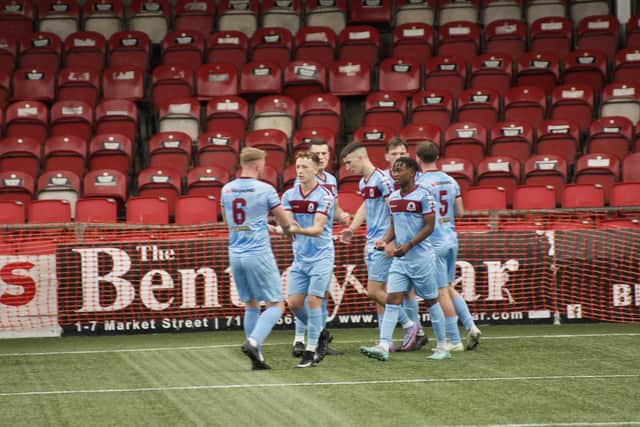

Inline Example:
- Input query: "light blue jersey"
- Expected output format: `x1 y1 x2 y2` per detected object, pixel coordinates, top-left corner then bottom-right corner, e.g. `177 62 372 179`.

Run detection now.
294 171 338 197
417 170 460 241
282 183 335 262
388 185 436 263
220 177 281 256
360 168 393 247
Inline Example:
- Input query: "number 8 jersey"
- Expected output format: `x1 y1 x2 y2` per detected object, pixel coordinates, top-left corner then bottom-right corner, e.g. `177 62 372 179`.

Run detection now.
220 177 281 255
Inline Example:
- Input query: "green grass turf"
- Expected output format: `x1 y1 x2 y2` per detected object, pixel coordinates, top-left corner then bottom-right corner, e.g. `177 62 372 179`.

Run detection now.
1 323 639 427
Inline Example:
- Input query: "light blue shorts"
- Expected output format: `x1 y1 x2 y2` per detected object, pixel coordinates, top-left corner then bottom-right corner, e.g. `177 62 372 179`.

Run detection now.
230 252 282 303
365 248 392 283
432 240 458 287
287 257 334 297
387 257 438 300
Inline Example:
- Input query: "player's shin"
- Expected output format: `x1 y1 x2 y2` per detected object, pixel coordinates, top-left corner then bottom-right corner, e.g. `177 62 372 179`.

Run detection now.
244 307 260 339
250 305 283 346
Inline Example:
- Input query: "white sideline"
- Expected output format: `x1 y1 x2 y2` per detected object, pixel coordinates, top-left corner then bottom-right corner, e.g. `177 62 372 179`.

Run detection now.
0 374 637 397
0 332 639 358
430 422 640 427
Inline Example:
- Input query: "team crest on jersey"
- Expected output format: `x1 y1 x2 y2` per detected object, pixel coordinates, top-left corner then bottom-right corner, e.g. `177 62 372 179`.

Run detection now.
407 201 417 212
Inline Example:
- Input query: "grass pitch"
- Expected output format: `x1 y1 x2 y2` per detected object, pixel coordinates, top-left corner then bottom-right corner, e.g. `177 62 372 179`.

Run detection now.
1 323 639 427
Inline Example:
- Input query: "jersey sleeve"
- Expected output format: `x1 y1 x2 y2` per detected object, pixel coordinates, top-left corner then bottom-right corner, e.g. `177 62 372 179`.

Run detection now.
378 173 394 198
452 178 461 199
281 189 292 210
266 184 281 210
316 191 335 216
422 189 436 215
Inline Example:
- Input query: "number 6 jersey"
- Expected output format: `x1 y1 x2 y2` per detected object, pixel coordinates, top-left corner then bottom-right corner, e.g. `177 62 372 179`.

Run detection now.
220 177 281 256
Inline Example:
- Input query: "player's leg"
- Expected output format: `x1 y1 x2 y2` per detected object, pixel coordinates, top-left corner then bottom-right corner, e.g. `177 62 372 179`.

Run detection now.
400 289 423 351
292 298 307 357
307 260 335 363
230 258 259 340
446 244 481 350
436 248 462 352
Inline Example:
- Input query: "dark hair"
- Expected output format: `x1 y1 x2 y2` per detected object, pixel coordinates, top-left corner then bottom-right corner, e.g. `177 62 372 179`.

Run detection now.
296 151 320 165
416 141 440 163
386 136 408 153
393 156 419 173
340 141 366 159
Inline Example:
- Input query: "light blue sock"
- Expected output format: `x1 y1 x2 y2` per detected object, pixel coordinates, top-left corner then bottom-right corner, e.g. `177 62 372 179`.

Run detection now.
378 312 384 334
428 303 446 344
249 306 283 346
307 307 323 349
380 304 400 345
453 294 475 332
403 297 420 324
294 307 308 325
294 313 306 337
244 307 260 339
321 298 329 327
445 315 461 344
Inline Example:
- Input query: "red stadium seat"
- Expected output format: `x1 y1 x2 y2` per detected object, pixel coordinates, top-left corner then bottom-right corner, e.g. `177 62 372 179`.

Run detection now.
338 191 362 214
252 95 296 138
0 136 41 178
329 58 371 97
38 0 80 41
63 31 106 69
410 90 454 132
476 155 521 206
196 129 241 175
102 64 144 101
126 196 169 224
283 60 326 102
482 0 521 27
250 27 293 68
294 26 336 68
338 25 379 66
529 17 573 58
503 85 547 129
0 0 34 41
423 56 466 99
550 84 594 132
524 154 568 201
463 186 507 211
353 125 396 168
0 69 8 106
627 15 640 49
108 30 151 71
535 119 580 165
623 152 640 182
50 100 93 141
516 51 560 94
136 167 182 216
186 166 230 201
217 0 258 37
205 95 248 135
436 157 475 193
489 121 533 163
437 21 481 61
575 152 620 199
258 164 279 189
244 128 288 173
298 93 341 133
562 49 608 94
75 197 118 223
292 127 337 158
261 0 302 34
513 185 557 209
12 67 55 103
5 101 48 143
174 0 215 35
377 57 420 96
395 0 436 27
444 122 487 167
0 200 25 223
363 91 407 134
0 34 16 74
600 82 640 125
151 64 195 108
282 163 297 191
438 0 479 26
526 0 566 27
484 19 526 60
561 183 605 208
400 123 441 155
88 133 133 175
0 171 34 206
576 15 619 58
19 32 62 71
609 182 640 207
174 195 219 224
57 66 101 106
569 0 610 27
614 48 640 85
83 169 127 207
469 53 513 96
95 98 138 143
206 31 248 69
28 199 71 223
587 116 633 161
148 131 192 175
349 0 392 26
157 97 201 142
127 0 170 44
36 170 81 217
305 0 347 35
239 62 282 96
43 135 87 176
456 88 501 130
161 30 205 71
82 0 125 40
392 23 433 65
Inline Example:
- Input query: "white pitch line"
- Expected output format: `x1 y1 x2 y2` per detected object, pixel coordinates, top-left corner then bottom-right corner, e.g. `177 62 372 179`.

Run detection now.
0 373 637 397
0 332 639 358
430 422 640 427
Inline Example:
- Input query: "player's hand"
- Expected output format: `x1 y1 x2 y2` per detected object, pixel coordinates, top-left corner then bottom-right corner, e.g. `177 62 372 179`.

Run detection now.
288 221 301 234
384 241 397 257
340 228 354 244
267 224 282 235
339 211 351 225
393 243 411 257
